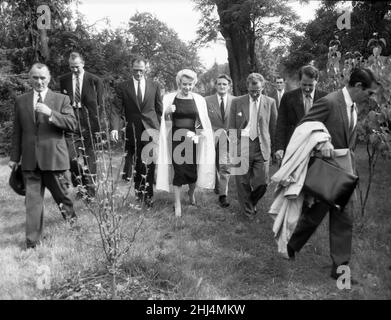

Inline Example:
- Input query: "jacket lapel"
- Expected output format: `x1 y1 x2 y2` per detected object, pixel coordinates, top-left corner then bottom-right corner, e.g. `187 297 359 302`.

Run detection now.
66 73 74 104
127 79 140 111
242 96 250 122
213 94 223 121
81 72 89 101
44 89 55 112
225 94 233 122
27 91 35 124
141 79 151 110
294 89 305 121
336 90 350 145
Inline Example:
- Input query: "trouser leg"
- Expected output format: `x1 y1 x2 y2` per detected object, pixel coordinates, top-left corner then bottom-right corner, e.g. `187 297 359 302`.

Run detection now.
42 170 76 220
24 170 45 244
329 203 353 266
288 200 329 252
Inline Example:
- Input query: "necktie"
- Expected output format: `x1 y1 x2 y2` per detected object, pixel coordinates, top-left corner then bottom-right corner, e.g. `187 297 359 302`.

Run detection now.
137 80 143 106
220 97 225 120
249 98 259 141
75 75 81 108
304 94 312 114
36 92 43 123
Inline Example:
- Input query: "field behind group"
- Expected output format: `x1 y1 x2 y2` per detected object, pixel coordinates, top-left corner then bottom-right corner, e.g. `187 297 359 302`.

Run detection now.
0 145 390 300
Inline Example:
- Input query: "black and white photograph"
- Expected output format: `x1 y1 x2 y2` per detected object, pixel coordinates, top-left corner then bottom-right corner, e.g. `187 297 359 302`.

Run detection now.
0 0 390 303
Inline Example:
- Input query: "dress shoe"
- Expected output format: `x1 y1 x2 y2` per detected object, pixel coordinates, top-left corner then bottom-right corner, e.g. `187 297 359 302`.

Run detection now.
144 198 153 209
330 263 358 284
26 240 37 249
287 244 295 260
219 195 230 208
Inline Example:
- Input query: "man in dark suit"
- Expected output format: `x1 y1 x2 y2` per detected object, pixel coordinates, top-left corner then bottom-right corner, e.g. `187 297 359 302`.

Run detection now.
268 76 286 109
275 65 327 161
205 74 234 208
229 73 277 219
9 63 77 249
287 68 379 280
59 52 104 198
110 57 163 207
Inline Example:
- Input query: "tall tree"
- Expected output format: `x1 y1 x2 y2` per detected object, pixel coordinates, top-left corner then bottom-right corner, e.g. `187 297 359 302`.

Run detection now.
193 0 299 95
283 1 391 75
128 12 202 91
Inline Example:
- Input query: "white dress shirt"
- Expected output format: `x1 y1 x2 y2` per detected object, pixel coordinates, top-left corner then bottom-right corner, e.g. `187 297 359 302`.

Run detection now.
242 96 260 138
342 86 357 129
133 77 146 101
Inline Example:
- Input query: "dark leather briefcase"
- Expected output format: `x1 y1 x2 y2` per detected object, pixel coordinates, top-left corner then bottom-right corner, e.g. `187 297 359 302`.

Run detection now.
9 164 25 196
303 156 358 210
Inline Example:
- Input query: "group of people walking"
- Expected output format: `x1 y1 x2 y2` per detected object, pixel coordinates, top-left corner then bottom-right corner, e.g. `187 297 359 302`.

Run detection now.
8 52 379 282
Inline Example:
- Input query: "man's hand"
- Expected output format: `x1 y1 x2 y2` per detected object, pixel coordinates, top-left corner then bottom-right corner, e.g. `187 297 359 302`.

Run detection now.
111 130 119 142
275 149 284 160
320 141 334 158
35 102 52 116
8 161 17 169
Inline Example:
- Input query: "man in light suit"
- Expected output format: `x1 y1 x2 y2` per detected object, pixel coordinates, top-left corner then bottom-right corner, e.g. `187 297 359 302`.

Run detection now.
268 76 286 109
275 65 327 161
229 73 277 219
205 74 234 208
287 68 379 280
110 57 163 208
59 52 104 198
9 63 77 249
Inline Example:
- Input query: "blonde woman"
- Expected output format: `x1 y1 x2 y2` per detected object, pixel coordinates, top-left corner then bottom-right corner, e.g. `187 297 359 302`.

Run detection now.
156 69 215 217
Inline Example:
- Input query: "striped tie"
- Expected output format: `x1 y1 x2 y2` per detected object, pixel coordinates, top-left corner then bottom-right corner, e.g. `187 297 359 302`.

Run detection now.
75 75 81 107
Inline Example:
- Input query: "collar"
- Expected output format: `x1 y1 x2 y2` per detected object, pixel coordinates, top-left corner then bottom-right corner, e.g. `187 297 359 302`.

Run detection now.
34 88 48 100
342 86 354 107
302 90 315 100
133 76 145 83
72 70 84 79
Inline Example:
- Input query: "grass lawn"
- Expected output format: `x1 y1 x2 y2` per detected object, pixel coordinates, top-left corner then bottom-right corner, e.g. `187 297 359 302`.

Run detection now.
0 144 390 299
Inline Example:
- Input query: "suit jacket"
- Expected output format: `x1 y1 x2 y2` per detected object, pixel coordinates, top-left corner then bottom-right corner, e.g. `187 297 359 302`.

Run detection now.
275 88 327 151
268 88 285 109
299 89 357 151
10 89 77 171
229 94 277 161
111 78 163 145
59 71 103 134
205 93 233 132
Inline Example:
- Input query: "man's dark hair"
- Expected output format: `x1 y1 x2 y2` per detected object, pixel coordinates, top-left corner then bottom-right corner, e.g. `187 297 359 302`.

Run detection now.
299 65 319 81
348 68 378 89
131 56 148 67
216 74 232 85
275 76 285 82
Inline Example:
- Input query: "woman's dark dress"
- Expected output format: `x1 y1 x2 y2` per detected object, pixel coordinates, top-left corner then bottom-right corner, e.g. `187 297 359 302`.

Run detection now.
172 97 199 186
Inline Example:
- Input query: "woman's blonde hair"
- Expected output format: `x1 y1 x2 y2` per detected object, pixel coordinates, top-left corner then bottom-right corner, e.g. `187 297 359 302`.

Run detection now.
176 69 198 88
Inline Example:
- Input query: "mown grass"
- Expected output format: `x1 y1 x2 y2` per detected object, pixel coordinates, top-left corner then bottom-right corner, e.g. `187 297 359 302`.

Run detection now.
0 145 390 300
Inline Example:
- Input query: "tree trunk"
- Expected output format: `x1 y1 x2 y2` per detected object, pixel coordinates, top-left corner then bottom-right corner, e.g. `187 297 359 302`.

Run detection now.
216 3 252 96
40 28 50 62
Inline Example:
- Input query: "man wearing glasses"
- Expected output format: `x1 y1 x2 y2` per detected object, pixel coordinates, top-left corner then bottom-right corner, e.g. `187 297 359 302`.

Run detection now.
229 73 277 220
274 65 327 162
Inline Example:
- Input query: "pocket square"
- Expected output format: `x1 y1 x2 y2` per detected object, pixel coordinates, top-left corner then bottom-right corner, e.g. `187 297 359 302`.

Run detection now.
237 112 242 116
